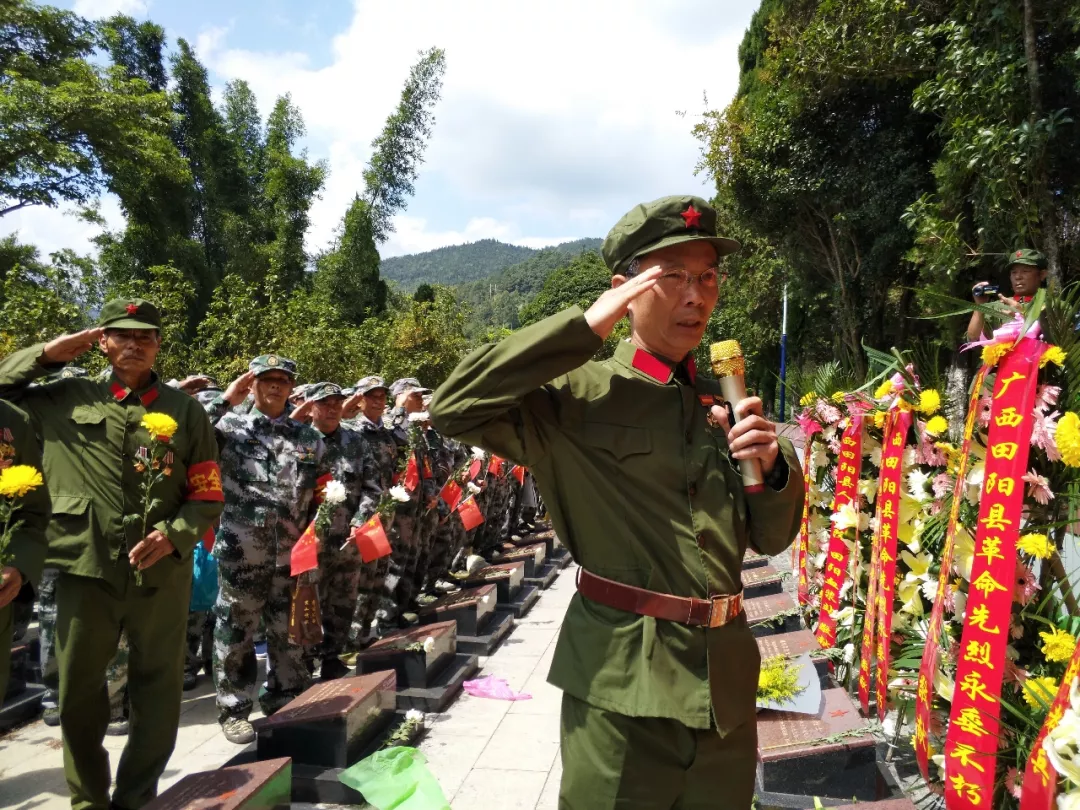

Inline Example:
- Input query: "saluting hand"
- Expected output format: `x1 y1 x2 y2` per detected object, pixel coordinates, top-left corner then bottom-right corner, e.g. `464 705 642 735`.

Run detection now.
711 397 780 475
129 529 176 571
584 267 663 339
178 375 216 394
41 328 105 364
0 566 22 608
223 370 256 406
290 399 314 421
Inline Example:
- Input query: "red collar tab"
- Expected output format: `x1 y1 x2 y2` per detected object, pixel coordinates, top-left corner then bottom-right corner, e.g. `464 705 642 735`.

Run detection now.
685 356 697 384
109 379 159 405
631 349 673 383
140 387 159 406
110 381 129 401
681 205 702 229
1017 295 1033 304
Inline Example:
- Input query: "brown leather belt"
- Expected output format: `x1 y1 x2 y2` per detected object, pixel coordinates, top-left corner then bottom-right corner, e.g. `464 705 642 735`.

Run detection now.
576 568 744 628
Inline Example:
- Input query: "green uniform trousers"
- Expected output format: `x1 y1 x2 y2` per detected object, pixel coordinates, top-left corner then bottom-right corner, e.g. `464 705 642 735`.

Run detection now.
0 602 12 701
56 572 188 810
559 692 757 810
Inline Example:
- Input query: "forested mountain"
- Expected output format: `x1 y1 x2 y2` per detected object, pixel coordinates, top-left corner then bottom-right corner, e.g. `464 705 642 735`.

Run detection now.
382 237 602 289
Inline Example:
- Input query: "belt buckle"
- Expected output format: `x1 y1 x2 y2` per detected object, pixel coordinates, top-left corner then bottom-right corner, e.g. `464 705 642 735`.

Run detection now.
708 595 728 628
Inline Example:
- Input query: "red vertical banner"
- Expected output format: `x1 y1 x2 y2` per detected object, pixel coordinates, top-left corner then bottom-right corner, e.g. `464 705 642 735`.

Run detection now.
915 366 989 785
875 410 912 720
815 416 864 649
944 339 1044 810
796 449 812 606
1021 644 1080 810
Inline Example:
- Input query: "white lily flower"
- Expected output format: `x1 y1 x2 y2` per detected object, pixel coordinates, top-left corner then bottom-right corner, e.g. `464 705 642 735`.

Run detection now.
389 485 411 502
858 478 878 503
1057 789 1080 810
934 669 955 702
856 511 870 533
830 502 859 532
1047 679 1080 786
422 637 435 653
952 590 967 620
405 709 425 723
323 480 348 506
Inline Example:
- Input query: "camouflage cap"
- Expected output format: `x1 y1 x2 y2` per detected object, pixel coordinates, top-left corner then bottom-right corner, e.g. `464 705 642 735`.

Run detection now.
307 382 344 402
601 195 740 276
195 389 222 407
99 297 162 330
357 375 389 395
1008 248 1047 269
249 354 297 378
390 377 431 398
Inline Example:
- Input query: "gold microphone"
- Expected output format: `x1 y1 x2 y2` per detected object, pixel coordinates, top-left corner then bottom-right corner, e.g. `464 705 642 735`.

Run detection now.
710 340 764 493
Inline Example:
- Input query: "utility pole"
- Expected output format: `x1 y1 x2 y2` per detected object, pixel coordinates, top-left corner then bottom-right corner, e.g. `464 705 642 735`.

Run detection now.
779 284 788 421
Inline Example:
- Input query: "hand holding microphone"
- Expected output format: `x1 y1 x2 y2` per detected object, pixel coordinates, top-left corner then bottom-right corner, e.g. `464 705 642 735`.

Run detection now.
709 340 780 492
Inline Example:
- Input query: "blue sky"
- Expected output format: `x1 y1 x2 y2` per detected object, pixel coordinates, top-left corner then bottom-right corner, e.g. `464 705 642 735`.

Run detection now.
4 0 759 259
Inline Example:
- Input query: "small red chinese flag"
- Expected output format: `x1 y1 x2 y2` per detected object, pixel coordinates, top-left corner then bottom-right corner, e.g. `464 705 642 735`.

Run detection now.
404 455 419 493
351 515 392 563
488 455 504 476
457 496 485 531
290 522 319 576
511 465 525 485
467 458 482 480
440 479 463 511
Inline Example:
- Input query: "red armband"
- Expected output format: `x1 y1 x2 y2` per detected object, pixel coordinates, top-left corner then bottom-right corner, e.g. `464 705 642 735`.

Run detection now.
186 461 224 502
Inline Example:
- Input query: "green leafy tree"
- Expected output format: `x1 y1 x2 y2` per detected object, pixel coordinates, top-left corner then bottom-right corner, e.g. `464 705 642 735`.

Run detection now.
314 196 386 324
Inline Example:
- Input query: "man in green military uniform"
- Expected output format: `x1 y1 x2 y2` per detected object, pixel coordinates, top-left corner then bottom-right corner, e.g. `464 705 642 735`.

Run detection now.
0 401 50 702
432 196 803 809
967 247 1048 342
0 299 225 810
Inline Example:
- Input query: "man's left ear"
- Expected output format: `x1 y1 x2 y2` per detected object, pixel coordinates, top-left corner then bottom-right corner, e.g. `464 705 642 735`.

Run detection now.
611 274 626 290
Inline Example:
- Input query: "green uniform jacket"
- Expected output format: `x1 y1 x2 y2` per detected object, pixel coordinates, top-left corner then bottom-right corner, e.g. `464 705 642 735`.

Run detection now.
0 399 51 584
431 307 804 731
0 346 225 593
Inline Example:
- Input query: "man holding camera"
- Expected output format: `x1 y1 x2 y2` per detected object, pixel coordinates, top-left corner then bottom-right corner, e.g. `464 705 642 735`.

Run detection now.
966 248 1048 342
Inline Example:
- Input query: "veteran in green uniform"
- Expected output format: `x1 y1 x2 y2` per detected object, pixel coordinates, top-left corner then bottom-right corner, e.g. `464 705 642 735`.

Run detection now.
0 299 224 810
0 400 50 701
431 196 804 809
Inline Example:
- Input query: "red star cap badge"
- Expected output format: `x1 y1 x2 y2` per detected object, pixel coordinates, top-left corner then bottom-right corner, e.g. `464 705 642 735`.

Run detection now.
126 303 138 315
681 204 702 229
1016 250 1023 257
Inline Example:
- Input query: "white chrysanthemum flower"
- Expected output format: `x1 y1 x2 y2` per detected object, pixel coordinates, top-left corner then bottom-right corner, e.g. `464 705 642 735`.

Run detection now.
409 411 430 423
906 469 931 502
422 637 435 653
323 480 348 506
842 643 855 663
870 446 882 467
902 447 918 468
389 485 410 502
405 709 425 723
811 448 829 469
471 446 486 460
467 481 482 495
822 425 837 442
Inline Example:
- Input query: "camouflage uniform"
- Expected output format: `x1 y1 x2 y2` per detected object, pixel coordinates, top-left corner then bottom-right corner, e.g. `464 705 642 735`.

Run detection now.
348 411 398 643
387 407 435 612
425 436 469 589
479 458 515 557
209 367 330 722
185 610 213 677
313 419 380 658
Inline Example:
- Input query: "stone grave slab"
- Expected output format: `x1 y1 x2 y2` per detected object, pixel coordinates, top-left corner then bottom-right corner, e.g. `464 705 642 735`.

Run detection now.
519 527 557 556
743 550 769 569
756 630 831 687
144 757 292 810
745 593 801 637
492 543 547 578
756 688 877 801
418 584 497 637
835 801 917 810
457 608 515 656
741 565 784 598
462 562 525 603
397 652 480 712
353 620 456 689
254 671 397 769
524 561 559 589
494 583 541 619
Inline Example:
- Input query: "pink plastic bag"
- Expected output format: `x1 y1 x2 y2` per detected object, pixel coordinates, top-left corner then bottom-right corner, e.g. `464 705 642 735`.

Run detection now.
462 675 532 701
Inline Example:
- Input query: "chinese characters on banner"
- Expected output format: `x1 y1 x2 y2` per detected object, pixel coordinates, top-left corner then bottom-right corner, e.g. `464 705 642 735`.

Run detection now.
796 450 812 606
815 416 864 649
1020 643 1080 810
945 339 1044 810
914 367 989 784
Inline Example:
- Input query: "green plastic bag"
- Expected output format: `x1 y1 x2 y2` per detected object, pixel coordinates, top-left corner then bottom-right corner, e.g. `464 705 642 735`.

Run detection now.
338 746 451 810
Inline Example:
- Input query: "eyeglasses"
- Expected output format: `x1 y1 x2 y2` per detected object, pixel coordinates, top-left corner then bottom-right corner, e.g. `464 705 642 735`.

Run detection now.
627 264 721 291
105 330 158 346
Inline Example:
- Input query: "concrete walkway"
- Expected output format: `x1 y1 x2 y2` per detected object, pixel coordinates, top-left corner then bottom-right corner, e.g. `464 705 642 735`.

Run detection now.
0 563 577 810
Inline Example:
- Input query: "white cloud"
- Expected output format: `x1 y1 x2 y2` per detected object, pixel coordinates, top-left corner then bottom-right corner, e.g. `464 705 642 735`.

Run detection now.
0 197 125 259
72 0 148 18
382 214 575 257
199 0 754 255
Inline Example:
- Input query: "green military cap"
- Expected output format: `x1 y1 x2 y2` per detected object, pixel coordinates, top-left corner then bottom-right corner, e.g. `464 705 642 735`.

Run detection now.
357 375 389 395
1009 248 1047 269
98 297 162 330
307 382 344 402
601 195 740 276
249 354 297 378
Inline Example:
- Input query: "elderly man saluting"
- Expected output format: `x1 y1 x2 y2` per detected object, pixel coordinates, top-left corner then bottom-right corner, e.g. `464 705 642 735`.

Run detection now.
0 299 224 810
431 196 804 809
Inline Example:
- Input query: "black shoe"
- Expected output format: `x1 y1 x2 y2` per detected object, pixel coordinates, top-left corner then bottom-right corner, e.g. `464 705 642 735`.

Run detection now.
320 657 349 680
42 706 60 726
183 671 198 691
106 717 129 736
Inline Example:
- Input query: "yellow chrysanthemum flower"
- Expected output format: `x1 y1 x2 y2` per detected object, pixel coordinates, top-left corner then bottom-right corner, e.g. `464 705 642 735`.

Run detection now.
1018 533 1053 560
757 656 805 704
874 380 894 399
918 389 941 416
831 391 845 404
981 342 1011 367
1041 345 1067 369
1058 412 1080 468
0 465 43 499
1040 628 1078 663
872 410 886 429
141 412 179 441
1023 676 1059 710
925 415 949 436
799 391 817 407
